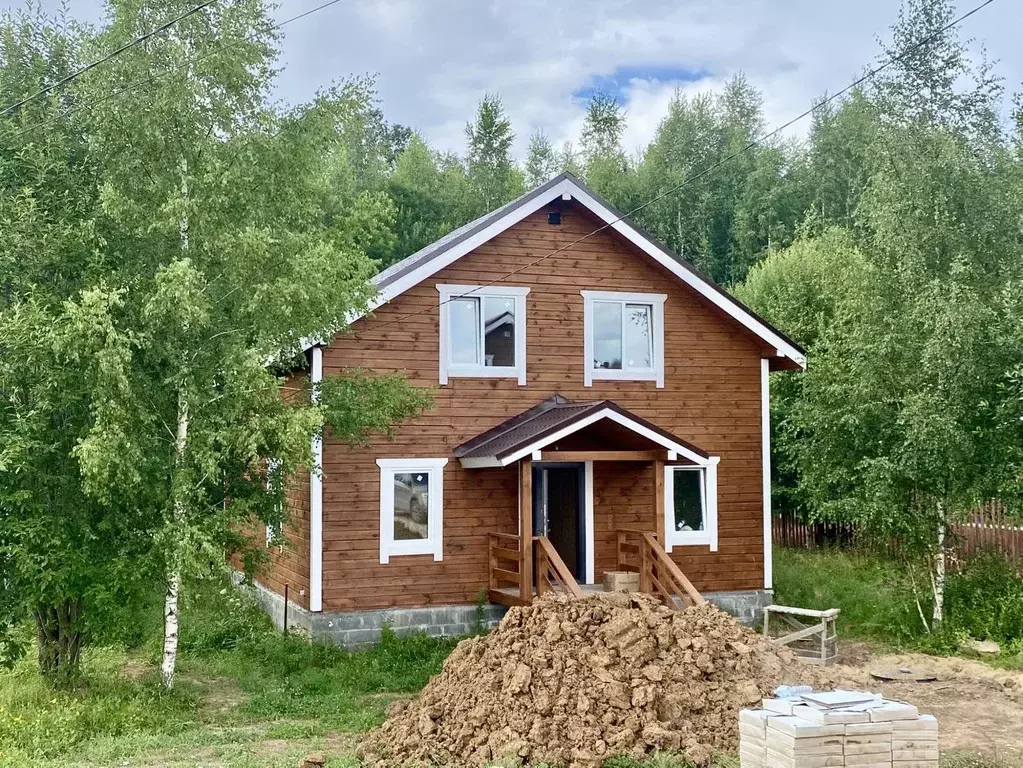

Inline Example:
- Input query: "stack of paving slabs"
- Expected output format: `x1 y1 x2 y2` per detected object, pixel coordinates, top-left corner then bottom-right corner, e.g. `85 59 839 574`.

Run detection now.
738 709 775 768
739 691 936 768
891 714 938 768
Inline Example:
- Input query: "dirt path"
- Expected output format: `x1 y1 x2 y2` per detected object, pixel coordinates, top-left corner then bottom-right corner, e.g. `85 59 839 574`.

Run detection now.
838 645 1023 762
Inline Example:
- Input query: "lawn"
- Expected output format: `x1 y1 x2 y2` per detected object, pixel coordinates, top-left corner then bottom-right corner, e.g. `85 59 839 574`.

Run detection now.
2 554 1021 766
0 579 456 767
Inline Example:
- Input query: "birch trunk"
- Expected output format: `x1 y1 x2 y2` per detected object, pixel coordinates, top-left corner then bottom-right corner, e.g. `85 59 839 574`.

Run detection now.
162 157 190 690
931 502 946 626
161 386 189 690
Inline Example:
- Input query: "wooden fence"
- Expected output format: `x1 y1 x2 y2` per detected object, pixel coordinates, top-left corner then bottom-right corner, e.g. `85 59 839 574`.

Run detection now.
773 501 1023 565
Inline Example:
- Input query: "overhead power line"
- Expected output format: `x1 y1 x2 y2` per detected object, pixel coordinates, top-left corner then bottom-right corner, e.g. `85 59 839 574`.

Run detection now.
362 0 998 337
5 0 345 143
1 0 221 116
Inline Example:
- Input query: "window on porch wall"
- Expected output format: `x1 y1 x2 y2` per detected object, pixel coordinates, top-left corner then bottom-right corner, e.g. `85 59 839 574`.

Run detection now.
664 464 718 552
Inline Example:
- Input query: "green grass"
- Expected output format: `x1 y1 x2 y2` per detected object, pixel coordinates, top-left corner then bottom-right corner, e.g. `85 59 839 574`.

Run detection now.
0 577 457 767
773 547 936 647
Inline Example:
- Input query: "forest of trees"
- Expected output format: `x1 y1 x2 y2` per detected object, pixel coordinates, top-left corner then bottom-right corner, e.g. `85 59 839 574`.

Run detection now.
1 0 1022 684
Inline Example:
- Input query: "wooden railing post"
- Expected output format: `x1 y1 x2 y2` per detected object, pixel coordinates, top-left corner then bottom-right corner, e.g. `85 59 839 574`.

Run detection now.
639 537 652 593
616 531 626 571
654 459 665 546
536 539 548 597
488 535 496 592
519 459 533 602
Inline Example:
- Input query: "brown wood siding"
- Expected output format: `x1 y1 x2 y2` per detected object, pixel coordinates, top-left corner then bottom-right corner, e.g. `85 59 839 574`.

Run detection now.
255 370 312 609
320 202 767 611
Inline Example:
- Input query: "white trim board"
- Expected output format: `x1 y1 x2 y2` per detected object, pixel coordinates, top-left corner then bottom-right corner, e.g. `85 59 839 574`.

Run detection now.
458 406 712 469
308 175 805 369
436 284 530 386
309 346 324 613
581 290 666 388
376 458 448 564
761 358 773 590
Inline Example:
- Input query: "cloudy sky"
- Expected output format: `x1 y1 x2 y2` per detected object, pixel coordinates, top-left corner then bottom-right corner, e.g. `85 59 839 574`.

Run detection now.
4 1 1019 157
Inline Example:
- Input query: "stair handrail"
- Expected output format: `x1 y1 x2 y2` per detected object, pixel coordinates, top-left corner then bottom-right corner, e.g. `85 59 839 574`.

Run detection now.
533 536 584 599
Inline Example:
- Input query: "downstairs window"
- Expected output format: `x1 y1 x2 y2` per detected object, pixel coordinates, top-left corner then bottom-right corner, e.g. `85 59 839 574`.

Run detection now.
376 458 447 563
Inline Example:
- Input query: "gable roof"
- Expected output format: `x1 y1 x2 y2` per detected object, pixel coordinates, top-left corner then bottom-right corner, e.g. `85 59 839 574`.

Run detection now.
315 172 806 369
453 394 714 468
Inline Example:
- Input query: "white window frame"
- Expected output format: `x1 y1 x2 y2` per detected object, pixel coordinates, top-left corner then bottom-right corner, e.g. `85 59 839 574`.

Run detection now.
663 459 719 552
265 457 283 549
377 458 447 564
581 290 666 388
437 284 530 385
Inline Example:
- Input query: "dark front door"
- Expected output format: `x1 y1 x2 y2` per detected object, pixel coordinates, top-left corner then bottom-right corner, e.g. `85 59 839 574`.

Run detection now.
532 463 584 579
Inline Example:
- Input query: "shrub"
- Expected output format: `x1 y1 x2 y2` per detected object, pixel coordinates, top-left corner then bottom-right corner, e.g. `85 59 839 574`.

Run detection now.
944 552 1023 645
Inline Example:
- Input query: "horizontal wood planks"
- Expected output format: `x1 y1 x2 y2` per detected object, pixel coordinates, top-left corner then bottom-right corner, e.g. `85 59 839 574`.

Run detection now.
255 371 312 609
308 202 768 611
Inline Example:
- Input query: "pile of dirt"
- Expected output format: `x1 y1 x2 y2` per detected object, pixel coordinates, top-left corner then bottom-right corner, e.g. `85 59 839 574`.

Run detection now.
360 593 862 768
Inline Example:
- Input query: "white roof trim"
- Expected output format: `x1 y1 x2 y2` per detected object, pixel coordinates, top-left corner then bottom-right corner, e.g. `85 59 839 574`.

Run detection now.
316 176 805 368
458 406 713 469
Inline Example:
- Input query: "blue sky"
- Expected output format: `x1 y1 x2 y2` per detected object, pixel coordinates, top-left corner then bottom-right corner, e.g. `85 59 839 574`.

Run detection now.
2 1 1019 158
572 66 711 105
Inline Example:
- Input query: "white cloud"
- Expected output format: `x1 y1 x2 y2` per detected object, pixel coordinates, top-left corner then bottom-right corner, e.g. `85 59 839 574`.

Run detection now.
4 0 1021 161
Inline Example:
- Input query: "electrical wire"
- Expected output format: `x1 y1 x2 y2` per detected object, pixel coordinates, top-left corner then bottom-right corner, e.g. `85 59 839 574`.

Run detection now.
5 0 345 141
361 0 999 337
1 0 222 116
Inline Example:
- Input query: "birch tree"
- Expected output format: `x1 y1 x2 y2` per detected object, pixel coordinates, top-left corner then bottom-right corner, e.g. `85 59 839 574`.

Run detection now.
70 0 427 689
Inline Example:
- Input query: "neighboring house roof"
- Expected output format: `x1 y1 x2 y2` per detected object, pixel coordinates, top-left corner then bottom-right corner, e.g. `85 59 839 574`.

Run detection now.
453 394 713 469
310 172 806 369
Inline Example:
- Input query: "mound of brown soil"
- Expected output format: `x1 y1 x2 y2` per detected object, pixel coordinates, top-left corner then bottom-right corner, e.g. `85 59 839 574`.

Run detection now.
360 593 861 768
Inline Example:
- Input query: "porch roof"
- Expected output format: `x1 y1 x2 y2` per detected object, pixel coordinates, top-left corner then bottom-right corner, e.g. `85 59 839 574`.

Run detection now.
453 395 711 468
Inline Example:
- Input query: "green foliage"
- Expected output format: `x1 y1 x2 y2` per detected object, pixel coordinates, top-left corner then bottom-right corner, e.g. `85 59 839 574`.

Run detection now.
0 576 459 764
943 554 1023 646
774 548 934 647
465 93 523 216
525 130 559 188
318 370 433 446
775 548 1023 654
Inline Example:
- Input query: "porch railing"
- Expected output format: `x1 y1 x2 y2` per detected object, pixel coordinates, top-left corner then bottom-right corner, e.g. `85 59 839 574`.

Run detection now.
616 528 705 610
534 535 584 599
487 532 522 599
487 532 583 604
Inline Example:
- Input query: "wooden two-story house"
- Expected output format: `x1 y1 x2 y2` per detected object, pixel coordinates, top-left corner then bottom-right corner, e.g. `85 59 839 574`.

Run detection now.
249 173 806 646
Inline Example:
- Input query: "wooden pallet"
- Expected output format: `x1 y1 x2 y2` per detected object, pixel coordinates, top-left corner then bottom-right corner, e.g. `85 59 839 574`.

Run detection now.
762 604 839 666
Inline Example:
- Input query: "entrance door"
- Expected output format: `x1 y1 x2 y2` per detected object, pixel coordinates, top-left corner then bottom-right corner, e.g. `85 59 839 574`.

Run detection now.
532 463 585 579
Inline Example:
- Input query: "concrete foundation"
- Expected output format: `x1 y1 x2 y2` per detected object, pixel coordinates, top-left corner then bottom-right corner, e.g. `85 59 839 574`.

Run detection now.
238 575 771 647
703 588 773 625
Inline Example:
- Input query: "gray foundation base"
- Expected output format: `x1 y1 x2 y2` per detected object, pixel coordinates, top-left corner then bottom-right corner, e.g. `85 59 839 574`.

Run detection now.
238 575 771 646
704 588 773 625
234 573 506 647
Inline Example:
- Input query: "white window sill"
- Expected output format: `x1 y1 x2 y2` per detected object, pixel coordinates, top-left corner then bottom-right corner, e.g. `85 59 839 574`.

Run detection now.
446 365 525 382
665 533 712 551
589 368 659 383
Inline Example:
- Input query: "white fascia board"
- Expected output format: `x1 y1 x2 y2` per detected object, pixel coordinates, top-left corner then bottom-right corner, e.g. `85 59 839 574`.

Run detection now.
315 176 804 369
602 409 711 465
568 184 806 369
458 456 503 469
498 407 712 467
374 180 573 310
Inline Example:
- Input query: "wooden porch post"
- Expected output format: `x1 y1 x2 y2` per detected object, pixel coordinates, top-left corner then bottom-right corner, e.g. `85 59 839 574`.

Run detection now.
654 459 665 546
519 458 533 601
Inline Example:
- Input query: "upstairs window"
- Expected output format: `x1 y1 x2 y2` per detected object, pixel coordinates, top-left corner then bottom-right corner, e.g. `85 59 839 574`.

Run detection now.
582 291 666 387
438 285 530 385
